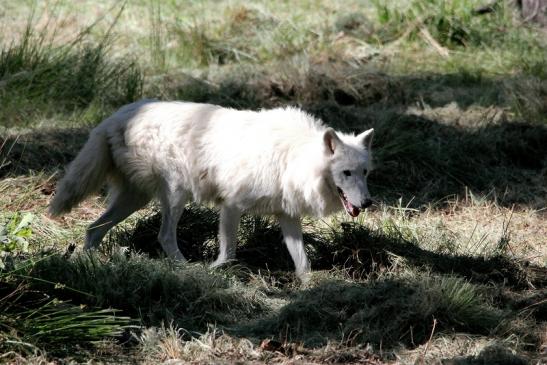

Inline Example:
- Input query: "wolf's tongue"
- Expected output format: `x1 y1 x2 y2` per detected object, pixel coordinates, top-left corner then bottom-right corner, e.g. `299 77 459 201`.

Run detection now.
345 200 361 217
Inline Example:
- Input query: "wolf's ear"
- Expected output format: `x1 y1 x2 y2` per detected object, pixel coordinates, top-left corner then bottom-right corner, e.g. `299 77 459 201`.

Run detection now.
356 128 374 150
323 128 341 155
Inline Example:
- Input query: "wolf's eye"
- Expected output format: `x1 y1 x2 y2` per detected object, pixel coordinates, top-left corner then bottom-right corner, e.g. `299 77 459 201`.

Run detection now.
363 169 368 175
343 170 351 177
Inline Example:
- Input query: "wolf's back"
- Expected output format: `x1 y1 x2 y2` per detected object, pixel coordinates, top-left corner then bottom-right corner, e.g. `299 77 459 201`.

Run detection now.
49 127 112 216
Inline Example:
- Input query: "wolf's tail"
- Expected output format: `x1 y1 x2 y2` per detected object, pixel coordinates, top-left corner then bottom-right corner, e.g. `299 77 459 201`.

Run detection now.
49 128 112 216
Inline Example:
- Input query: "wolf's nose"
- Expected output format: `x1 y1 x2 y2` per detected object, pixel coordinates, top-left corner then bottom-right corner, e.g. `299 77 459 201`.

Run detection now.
361 199 373 209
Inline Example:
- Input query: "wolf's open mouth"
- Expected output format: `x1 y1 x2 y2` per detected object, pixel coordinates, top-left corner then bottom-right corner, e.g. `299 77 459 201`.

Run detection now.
337 187 361 217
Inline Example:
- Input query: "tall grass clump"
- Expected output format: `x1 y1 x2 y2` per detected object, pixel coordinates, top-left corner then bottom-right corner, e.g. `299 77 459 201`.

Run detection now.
159 4 327 69
0 14 143 127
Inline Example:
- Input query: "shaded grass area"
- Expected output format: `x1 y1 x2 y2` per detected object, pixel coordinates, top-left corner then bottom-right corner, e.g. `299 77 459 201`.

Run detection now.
0 129 88 177
28 252 266 330
117 206 546 291
0 267 134 358
313 221 546 290
19 248 544 353
255 276 503 348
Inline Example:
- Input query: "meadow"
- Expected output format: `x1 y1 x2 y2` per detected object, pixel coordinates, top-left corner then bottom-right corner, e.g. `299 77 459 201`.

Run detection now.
0 1 545 363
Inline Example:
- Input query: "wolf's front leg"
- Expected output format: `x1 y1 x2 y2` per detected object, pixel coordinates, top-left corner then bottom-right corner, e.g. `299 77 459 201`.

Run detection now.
211 205 242 268
278 214 311 280
158 188 188 261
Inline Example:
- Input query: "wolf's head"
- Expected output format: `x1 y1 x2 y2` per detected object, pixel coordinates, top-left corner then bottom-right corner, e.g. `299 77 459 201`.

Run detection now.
324 128 374 217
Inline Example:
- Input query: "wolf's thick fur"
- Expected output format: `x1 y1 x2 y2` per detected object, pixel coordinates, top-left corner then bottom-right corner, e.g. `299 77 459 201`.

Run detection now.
50 99 374 277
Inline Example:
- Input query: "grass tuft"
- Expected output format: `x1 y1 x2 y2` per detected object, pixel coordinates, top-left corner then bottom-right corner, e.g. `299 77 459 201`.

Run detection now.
0 13 143 127
0 262 135 356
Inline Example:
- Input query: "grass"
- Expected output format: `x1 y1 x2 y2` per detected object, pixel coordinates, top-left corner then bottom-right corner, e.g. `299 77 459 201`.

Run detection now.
0 0 546 363
255 275 502 346
28 251 267 329
0 261 135 358
0 7 143 129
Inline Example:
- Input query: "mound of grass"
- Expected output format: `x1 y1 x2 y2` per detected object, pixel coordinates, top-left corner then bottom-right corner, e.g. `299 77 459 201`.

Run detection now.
27 251 266 330
254 273 503 348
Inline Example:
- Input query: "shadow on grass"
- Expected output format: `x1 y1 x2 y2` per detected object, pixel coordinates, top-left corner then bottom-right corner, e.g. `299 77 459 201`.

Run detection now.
110 205 546 337
23 253 492 349
0 129 89 177
312 222 547 289
115 206 546 292
2 69 546 208
248 276 503 348
26 250 542 352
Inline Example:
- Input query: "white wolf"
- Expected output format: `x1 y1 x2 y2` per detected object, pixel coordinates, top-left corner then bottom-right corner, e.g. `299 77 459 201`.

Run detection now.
49 99 374 278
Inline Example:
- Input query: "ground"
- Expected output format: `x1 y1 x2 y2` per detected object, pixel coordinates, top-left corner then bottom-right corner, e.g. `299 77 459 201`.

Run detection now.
0 1 546 364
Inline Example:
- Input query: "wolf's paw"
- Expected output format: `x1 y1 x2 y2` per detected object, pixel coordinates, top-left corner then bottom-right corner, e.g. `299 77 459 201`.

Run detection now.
297 270 311 286
163 248 187 262
209 257 236 269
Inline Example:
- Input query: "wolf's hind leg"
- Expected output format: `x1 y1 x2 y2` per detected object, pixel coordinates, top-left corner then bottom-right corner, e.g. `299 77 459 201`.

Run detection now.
158 188 188 261
210 205 242 268
85 186 150 251
278 214 310 280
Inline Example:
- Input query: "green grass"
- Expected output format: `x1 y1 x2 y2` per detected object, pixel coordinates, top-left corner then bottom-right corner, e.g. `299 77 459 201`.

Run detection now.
0 0 546 363
28 251 266 330
0 10 143 128
0 261 135 357
255 274 503 347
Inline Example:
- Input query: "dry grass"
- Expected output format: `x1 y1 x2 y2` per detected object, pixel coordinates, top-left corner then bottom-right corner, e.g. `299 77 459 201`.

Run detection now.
364 198 547 266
